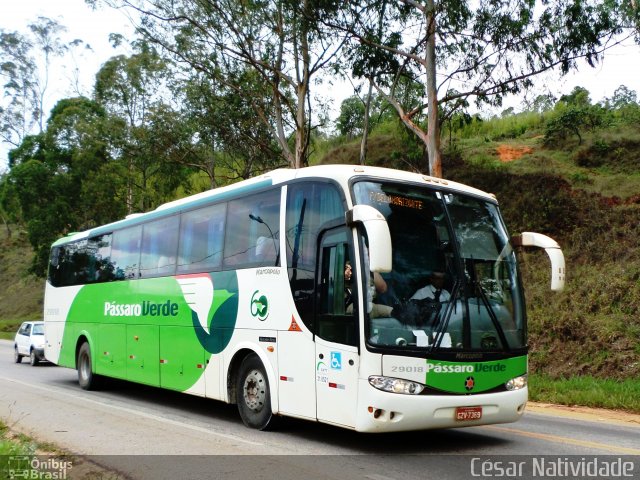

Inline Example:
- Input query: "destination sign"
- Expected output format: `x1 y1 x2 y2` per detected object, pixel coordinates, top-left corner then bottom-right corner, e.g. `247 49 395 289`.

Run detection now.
369 191 423 209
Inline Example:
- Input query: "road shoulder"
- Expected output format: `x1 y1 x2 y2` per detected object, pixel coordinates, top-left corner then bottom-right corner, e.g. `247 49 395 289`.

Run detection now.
527 401 640 427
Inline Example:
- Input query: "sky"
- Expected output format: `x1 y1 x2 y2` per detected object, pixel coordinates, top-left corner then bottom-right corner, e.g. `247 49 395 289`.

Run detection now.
1 0 640 170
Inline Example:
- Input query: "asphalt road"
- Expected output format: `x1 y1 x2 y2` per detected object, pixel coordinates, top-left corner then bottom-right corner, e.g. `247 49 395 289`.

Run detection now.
1 339 639 480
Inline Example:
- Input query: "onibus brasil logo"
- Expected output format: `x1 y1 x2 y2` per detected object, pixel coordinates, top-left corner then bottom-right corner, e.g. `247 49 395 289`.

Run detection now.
251 290 269 321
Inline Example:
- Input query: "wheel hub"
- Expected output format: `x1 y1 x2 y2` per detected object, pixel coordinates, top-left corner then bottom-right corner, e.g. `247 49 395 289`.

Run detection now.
242 369 266 411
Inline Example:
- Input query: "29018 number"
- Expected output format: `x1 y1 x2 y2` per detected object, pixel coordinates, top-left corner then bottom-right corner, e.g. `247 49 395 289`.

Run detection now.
391 366 424 373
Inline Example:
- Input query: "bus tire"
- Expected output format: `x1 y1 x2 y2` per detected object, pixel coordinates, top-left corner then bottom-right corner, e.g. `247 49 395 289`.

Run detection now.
29 349 39 366
236 354 278 430
77 342 100 390
14 345 22 364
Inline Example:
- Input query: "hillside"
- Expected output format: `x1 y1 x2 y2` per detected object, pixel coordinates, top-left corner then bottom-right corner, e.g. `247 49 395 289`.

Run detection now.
0 227 44 338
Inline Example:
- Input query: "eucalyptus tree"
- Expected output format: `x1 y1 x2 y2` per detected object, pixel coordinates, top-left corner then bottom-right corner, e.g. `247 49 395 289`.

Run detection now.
94 43 187 212
0 17 69 149
336 0 639 177
28 17 69 132
171 69 284 189
88 0 347 169
0 30 38 148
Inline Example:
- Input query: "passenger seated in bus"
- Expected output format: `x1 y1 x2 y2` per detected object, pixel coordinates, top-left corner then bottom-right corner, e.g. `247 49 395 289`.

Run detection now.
345 260 393 318
255 235 277 265
344 261 354 311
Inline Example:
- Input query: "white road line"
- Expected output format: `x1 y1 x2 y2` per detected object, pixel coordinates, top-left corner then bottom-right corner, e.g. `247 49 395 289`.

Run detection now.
0 375 263 447
366 475 398 480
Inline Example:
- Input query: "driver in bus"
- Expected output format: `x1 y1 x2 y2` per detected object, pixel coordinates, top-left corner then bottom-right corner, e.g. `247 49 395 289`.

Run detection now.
410 271 451 303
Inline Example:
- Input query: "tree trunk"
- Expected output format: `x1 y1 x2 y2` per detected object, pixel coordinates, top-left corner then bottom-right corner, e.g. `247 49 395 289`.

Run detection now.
425 0 442 178
359 79 374 166
294 0 311 169
294 83 307 169
0 213 11 238
127 157 134 215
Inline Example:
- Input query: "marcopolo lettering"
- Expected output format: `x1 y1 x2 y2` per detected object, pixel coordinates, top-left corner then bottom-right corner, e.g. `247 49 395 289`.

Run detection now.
104 300 179 317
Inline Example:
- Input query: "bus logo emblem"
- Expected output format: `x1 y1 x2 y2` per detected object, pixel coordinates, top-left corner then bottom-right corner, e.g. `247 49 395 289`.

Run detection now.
250 290 269 321
465 376 475 391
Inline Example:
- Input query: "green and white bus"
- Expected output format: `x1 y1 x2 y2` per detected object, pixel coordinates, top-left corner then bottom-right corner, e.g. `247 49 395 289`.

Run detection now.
44 165 565 432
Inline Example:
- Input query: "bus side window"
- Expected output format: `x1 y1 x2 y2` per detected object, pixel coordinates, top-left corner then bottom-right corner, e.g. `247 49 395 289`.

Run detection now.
90 234 114 282
140 216 179 278
178 203 226 274
111 226 142 280
224 190 280 269
286 182 344 332
48 247 62 287
58 241 87 286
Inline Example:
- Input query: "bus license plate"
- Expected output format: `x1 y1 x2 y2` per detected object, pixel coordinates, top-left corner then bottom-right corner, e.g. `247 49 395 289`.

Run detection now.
455 406 482 421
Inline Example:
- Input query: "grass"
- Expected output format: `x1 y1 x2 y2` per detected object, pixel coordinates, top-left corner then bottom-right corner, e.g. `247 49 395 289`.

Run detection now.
0 419 61 478
530 374 640 413
0 419 35 456
0 419 120 479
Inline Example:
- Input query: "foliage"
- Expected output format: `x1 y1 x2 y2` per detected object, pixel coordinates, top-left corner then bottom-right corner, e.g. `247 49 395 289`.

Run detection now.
0 30 38 147
542 86 618 146
6 159 73 274
94 42 189 213
95 0 345 169
336 93 396 139
0 17 70 148
176 69 284 186
545 107 589 145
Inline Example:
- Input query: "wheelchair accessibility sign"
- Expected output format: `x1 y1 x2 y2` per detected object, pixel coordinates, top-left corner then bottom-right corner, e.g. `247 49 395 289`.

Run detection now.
330 351 342 370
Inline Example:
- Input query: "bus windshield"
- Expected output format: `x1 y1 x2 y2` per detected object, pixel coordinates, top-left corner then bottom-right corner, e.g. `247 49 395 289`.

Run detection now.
353 181 525 353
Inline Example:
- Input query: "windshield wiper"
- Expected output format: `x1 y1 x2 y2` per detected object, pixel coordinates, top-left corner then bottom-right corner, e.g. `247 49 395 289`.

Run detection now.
429 280 460 352
470 269 510 351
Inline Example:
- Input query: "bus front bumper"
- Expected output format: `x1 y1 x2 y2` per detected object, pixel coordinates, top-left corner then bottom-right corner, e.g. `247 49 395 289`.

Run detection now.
355 379 528 433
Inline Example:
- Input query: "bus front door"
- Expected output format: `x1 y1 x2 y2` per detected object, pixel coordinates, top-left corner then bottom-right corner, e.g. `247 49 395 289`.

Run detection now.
315 227 359 428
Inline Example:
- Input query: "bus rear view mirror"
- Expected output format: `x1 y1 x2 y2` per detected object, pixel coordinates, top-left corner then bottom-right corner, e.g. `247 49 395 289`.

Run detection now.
512 232 565 291
346 205 392 273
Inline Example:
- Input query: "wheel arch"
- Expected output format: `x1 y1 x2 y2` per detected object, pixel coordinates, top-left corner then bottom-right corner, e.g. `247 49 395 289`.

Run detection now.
74 331 95 369
225 344 278 413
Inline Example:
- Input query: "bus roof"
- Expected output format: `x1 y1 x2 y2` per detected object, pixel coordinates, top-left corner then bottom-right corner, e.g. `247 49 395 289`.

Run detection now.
52 165 495 247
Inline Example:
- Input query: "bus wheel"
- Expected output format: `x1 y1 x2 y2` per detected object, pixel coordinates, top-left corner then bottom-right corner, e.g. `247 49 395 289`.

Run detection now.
14 346 22 364
77 342 99 390
236 354 278 430
29 349 39 366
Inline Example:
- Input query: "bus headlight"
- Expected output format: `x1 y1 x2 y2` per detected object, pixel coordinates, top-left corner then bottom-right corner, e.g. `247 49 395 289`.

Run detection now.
505 374 528 391
368 376 425 395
